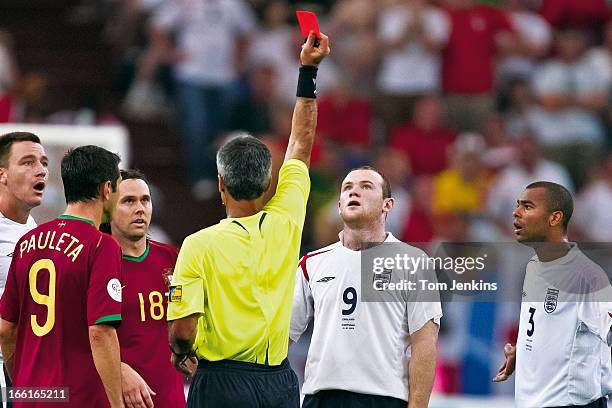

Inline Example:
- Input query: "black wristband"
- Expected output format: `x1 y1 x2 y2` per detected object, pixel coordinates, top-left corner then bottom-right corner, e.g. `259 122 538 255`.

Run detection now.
296 65 318 99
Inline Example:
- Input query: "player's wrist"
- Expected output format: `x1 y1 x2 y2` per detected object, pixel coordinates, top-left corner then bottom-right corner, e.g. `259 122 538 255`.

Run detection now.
169 345 193 362
296 65 318 99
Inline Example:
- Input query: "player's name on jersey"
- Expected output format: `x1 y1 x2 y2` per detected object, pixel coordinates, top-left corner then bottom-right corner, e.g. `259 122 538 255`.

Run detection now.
373 278 498 292
18 231 84 262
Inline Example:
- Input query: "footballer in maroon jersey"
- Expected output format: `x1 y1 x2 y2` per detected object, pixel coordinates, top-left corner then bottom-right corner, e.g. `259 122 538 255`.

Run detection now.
110 169 186 408
0 146 123 408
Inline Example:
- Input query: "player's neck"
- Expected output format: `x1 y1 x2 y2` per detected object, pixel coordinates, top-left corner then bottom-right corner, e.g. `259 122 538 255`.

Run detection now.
0 194 31 224
341 224 387 251
534 238 571 262
64 202 103 229
116 236 147 258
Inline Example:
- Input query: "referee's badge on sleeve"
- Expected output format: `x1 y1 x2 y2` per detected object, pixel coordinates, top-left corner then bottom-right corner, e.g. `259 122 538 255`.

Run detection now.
169 285 182 303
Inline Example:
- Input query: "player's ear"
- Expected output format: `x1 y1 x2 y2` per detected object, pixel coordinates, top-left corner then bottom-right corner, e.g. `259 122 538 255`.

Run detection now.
0 166 7 185
101 180 112 201
549 210 563 228
382 197 394 214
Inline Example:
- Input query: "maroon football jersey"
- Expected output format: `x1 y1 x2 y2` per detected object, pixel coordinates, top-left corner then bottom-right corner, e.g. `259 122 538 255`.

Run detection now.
117 240 185 407
0 215 122 408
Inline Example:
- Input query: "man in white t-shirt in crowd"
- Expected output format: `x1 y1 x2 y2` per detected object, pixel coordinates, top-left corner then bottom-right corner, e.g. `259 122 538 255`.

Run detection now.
0 131 48 407
493 181 612 408
290 166 442 408
147 0 256 198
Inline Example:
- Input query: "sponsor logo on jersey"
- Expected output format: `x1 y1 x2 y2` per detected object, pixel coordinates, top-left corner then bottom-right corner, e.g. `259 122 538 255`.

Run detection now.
107 278 122 302
373 269 393 285
544 288 559 314
316 276 335 283
169 285 182 303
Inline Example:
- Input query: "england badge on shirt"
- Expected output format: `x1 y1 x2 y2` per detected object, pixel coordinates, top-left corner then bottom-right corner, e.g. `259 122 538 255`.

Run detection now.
544 288 559 314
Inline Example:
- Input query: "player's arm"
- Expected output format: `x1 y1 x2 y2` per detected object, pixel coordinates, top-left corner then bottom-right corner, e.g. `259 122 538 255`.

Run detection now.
169 314 199 376
407 319 438 408
89 324 124 408
121 362 156 408
289 262 314 347
0 318 17 380
492 343 517 382
283 31 330 167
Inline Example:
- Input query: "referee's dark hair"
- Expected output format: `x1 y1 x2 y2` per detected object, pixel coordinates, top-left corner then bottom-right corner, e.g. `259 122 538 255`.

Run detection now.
526 181 573 231
348 166 392 200
216 134 272 201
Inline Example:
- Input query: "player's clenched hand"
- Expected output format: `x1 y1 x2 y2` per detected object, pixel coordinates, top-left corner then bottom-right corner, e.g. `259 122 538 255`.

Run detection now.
300 31 330 67
121 362 156 408
492 343 516 382
171 354 198 377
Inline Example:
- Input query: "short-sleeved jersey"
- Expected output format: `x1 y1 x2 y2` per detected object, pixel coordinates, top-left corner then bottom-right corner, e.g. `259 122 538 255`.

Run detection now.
0 215 122 408
167 159 310 365
516 244 612 408
117 240 185 407
0 212 36 298
290 233 443 402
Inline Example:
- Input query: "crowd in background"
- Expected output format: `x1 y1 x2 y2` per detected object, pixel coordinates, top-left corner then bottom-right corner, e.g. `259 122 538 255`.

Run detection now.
1 0 612 397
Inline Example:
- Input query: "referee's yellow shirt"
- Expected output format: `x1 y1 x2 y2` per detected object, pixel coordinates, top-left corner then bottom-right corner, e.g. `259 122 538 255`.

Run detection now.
167 159 310 365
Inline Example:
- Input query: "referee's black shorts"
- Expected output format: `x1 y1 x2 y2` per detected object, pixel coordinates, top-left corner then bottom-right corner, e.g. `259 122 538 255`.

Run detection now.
302 390 405 408
187 358 299 408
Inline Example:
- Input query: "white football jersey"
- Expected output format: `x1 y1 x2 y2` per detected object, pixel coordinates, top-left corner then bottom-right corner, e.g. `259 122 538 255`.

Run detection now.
0 211 36 297
516 244 612 408
290 233 442 401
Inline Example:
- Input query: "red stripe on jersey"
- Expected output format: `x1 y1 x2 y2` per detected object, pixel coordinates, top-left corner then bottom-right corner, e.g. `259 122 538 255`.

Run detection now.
608 312 612 319
299 249 333 282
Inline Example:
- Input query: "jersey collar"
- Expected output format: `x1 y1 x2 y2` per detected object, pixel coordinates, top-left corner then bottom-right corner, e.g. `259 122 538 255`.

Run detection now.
58 214 95 227
122 241 150 262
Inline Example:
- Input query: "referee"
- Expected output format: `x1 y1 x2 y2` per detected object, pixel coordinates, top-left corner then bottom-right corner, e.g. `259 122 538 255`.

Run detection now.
167 31 330 408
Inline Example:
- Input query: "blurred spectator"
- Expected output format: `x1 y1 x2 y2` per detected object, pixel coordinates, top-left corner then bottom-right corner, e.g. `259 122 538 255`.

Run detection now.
317 78 373 148
573 153 612 242
529 28 606 189
441 0 517 132
498 0 552 81
585 20 612 96
539 0 610 37
248 1 295 103
227 62 279 136
327 0 380 96
390 94 457 176
147 0 256 199
377 0 449 133
0 30 19 123
487 131 573 236
401 175 435 243
433 132 491 215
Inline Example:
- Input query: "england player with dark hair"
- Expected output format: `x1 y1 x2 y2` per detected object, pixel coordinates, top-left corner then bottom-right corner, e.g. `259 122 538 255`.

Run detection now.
0 145 124 407
290 166 442 408
0 131 47 408
167 32 330 407
494 181 612 408
108 169 186 408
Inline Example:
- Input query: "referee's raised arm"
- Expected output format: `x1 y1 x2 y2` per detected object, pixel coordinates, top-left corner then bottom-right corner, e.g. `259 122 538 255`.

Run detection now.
284 31 330 167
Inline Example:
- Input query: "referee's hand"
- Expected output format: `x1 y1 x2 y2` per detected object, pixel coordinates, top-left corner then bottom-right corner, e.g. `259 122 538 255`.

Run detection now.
492 343 517 382
171 353 198 377
300 31 330 67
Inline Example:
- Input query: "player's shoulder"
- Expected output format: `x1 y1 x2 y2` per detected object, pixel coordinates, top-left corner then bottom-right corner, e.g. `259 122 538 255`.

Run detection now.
149 239 179 256
298 242 343 281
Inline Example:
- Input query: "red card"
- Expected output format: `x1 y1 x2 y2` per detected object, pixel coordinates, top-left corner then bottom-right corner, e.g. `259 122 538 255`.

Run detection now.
296 11 321 39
